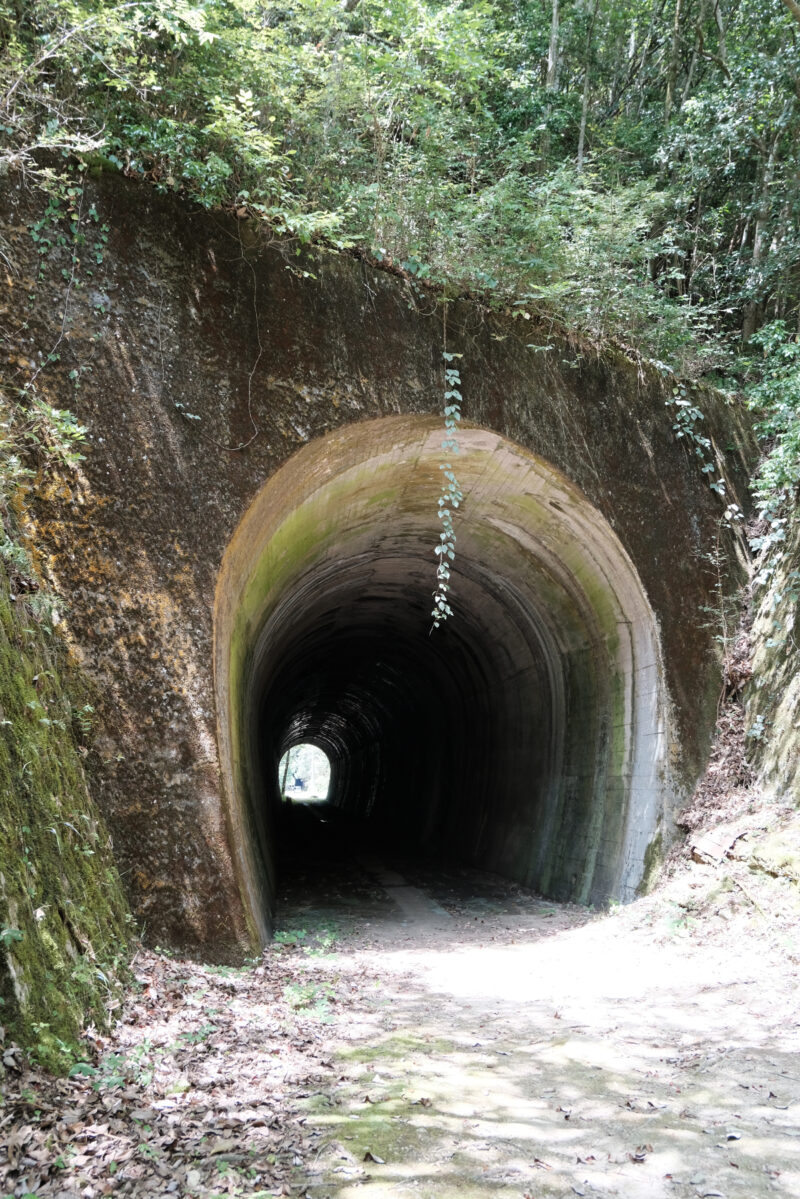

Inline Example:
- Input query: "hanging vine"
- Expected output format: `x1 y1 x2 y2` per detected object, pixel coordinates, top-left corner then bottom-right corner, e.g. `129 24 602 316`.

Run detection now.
431 313 463 630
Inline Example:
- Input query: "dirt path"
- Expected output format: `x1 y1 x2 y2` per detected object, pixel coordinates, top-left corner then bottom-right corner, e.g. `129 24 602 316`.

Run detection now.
278 852 800 1199
2 827 799 1199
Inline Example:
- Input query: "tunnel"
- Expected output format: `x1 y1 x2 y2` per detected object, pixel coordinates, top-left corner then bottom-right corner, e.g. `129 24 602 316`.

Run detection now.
214 416 674 944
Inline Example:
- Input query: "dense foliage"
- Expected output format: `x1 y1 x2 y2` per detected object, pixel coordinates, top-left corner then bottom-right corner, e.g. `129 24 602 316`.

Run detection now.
1 0 799 508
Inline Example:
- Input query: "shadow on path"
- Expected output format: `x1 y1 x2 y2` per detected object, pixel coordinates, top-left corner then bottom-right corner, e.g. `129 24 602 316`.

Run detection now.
276 837 800 1199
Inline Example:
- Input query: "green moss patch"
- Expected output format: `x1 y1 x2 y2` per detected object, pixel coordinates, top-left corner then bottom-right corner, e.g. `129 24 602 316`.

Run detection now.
750 822 800 884
637 830 664 896
337 1032 458 1063
0 562 131 1071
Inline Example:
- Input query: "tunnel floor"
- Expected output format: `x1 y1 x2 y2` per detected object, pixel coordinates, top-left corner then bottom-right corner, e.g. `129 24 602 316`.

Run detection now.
274 798 564 937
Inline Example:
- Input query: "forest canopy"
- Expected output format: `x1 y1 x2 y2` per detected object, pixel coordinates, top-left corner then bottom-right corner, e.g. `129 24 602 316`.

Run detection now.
2 0 799 509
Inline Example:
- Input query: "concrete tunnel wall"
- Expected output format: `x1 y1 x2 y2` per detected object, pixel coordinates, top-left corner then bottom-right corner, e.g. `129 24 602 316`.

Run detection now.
216 417 671 943
1 174 755 959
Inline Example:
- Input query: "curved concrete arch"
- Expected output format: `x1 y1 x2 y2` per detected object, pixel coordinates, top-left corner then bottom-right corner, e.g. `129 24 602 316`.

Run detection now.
214 415 675 943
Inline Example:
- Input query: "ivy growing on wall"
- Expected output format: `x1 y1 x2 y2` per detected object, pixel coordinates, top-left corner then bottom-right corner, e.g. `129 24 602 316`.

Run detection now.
431 348 463 630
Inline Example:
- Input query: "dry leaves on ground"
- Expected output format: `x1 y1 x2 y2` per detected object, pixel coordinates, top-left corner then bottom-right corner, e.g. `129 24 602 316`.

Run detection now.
0 942 374 1199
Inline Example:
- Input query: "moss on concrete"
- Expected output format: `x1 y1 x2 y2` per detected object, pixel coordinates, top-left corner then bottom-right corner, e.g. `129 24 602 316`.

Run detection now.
637 830 664 896
0 560 131 1071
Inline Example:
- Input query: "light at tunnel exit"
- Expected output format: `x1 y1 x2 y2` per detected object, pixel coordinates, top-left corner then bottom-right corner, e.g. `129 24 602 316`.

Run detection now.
279 744 331 802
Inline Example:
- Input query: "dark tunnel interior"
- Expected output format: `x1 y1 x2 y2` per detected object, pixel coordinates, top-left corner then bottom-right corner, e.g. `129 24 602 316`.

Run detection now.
215 418 671 943
255 552 561 891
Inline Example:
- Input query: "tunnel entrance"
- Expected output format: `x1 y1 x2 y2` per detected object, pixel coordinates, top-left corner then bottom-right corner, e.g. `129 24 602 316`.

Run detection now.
215 417 674 944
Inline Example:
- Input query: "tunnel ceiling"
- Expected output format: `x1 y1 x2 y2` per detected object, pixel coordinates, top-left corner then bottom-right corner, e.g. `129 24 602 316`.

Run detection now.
215 416 674 942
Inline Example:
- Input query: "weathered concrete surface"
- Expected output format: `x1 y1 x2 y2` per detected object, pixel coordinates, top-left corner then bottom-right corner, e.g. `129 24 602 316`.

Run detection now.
0 171 754 958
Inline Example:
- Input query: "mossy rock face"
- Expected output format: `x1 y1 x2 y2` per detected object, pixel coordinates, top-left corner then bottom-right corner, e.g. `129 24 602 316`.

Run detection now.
750 825 800 884
748 501 800 804
0 562 131 1071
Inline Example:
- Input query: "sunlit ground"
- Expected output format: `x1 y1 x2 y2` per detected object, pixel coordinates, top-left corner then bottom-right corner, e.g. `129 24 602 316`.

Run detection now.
277 850 800 1199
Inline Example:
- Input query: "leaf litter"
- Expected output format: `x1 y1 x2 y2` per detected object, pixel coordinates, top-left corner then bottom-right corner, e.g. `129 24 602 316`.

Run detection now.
0 940 377 1198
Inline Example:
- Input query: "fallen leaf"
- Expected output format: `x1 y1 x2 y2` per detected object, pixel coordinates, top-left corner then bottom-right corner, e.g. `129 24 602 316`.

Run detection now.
205 1137 239 1155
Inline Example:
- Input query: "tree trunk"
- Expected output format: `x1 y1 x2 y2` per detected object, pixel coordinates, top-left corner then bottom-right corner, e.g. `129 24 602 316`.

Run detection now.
546 0 560 91
540 0 560 159
577 66 591 171
778 0 800 30
688 191 704 297
682 0 706 105
577 0 600 172
713 0 728 62
632 0 668 117
742 127 783 342
665 0 684 124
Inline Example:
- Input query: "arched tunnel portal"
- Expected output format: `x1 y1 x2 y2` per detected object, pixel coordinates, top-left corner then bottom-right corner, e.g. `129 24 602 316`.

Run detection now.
215 416 673 943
